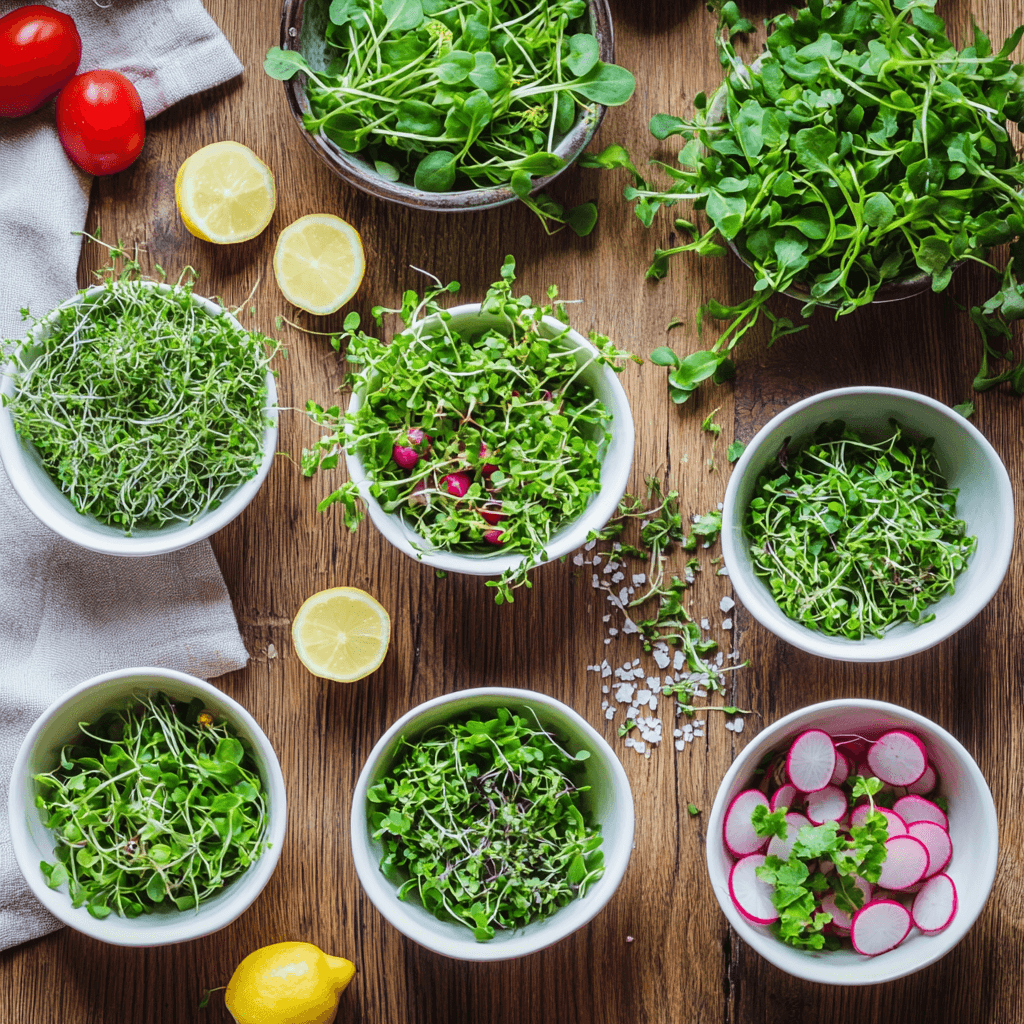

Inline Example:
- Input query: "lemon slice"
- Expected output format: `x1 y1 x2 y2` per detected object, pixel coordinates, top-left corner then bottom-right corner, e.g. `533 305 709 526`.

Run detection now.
273 214 365 315
175 141 276 244
292 587 390 682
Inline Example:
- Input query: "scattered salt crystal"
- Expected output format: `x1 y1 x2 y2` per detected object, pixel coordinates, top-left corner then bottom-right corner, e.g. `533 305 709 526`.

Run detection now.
673 729 683 738
607 561 619 572
634 741 646 753
608 628 619 637
604 637 611 644
716 652 724 667
267 643 277 660
592 555 602 567
602 614 611 623
636 689 651 707
700 618 710 630
693 720 705 727
720 596 735 613
632 573 646 586
645 748 652 759
693 729 705 738
673 651 685 671
592 574 600 588
584 539 596 551
622 618 639 635
653 649 670 669
612 572 625 584
717 502 724 510
675 740 686 751
602 684 609 693
626 935 634 943
619 587 629 605
603 563 616 575
632 658 641 666
601 663 611 678
733 718 745 734
573 553 584 566
718 566 730 577
615 683 635 703
724 720 735 732
605 707 616 720
722 617 733 630
649 695 658 711
624 737 635 749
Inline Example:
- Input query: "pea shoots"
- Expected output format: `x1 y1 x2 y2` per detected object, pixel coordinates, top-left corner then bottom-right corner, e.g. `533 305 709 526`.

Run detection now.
367 706 603 941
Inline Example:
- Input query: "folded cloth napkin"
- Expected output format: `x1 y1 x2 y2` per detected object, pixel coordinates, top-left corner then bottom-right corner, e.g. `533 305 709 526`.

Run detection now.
0 0 248 949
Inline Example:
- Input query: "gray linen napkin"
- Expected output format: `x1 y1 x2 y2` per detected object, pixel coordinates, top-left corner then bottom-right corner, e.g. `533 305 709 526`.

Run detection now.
0 0 249 949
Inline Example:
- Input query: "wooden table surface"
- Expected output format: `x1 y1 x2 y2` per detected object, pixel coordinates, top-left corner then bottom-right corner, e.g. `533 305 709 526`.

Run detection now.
3 0 1023 1021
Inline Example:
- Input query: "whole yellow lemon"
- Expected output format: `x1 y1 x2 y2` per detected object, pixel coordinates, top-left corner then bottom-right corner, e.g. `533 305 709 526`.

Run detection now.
224 941 355 1024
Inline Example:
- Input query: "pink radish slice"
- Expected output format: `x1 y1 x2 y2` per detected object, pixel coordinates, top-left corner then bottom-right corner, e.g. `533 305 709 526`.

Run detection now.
723 789 769 857
911 873 958 934
903 762 938 796
893 794 949 831
829 750 851 786
819 859 834 875
907 821 952 878
770 783 799 813
850 899 913 956
786 730 836 793
767 812 811 860
867 731 928 786
806 785 847 825
849 804 908 836
877 834 930 890
821 876 873 929
728 854 778 925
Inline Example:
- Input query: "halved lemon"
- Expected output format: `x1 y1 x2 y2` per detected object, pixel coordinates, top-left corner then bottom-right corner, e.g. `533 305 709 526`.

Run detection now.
291 587 390 682
175 141 276 244
273 214 365 315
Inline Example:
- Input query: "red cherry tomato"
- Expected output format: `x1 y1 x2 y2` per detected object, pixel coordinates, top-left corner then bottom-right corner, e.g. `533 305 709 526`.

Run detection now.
56 69 145 176
0 5 82 118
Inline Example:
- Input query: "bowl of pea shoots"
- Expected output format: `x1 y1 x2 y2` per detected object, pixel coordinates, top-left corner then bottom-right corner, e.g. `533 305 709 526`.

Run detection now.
721 387 1014 663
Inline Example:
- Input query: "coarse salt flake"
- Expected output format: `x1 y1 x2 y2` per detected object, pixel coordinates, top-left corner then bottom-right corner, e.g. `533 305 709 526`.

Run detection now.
673 651 685 671
733 718 745 733
605 707 616 720
720 596 735 612
573 553 584 566
584 540 596 551
632 573 646 585
722 618 733 630
701 618 710 630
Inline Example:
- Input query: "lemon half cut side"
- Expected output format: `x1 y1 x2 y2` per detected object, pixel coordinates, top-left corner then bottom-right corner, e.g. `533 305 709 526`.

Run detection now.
291 586 390 682
273 213 365 315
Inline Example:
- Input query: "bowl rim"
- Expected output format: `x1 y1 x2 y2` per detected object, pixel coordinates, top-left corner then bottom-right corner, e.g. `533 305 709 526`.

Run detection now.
0 281 279 557
720 386 1015 662
343 301 635 576
7 667 288 947
705 697 999 986
349 686 635 961
278 0 615 211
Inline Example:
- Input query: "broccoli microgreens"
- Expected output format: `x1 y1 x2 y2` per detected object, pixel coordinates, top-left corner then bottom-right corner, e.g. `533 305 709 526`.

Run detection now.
367 706 602 941
264 0 637 237
751 775 888 950
302 256 637 604
35 693 268 920
745 419 977 639
3 236 277 533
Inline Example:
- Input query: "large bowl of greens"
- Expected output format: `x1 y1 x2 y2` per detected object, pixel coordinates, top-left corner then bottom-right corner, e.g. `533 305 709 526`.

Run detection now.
269 0 634 233
8 667 287 946
0 275 278 557
350 686 635 961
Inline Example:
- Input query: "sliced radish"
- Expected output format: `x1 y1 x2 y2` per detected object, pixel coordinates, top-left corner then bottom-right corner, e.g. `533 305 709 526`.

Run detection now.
819 859 834 875
769 783 798 813
911 873 958 934
893 794 948 831
903 762 938 797
767 812 811 860
821 876 873 929
786 730 836 793
830 750 851 786
728 854 778 925
806 785 847 825
723 789 769 857
850 804 908 836
907 821 952 878
834 736 870 761
877 834 930 890
867 731 928 787
850 899 913 955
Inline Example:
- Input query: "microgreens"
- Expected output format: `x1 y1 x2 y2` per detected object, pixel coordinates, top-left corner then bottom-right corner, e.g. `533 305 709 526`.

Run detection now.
727 439 746 463
35 693 268 920
745 419 976 639
3 240 276 533
368 706 602 941
264 0 636 235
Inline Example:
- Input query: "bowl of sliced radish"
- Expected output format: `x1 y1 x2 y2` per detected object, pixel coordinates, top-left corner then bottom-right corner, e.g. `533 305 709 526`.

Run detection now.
706 699 998 985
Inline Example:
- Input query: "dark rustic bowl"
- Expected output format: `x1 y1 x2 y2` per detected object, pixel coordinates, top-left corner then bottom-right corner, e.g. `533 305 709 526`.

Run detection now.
279 0 615 211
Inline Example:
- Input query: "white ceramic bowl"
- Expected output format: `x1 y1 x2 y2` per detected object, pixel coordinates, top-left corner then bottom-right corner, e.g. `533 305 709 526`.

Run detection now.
0 283 279 557
350 687 635 961
8 668 287 947
706 699 998 986
344 303 634 577
721 387 1014 662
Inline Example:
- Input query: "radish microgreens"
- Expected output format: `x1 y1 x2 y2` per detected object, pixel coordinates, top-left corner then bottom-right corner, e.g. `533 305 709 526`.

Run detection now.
303 256 636 604
745 420 976 639
367 706 602 941
264 0 636 235
34 693 269 920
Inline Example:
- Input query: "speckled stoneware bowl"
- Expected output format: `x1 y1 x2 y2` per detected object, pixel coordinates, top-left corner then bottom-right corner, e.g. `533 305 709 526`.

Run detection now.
279 0 615 211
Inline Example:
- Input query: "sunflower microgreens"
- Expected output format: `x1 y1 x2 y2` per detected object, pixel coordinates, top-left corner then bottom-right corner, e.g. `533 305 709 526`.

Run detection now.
34 692 269 920
367 706 602 941
585 0 1024 399
2 239 276 533
745 419 976 639
303 255 637 604
264 0 636 236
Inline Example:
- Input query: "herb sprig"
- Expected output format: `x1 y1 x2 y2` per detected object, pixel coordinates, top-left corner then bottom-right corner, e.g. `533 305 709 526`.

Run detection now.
368 706 602 941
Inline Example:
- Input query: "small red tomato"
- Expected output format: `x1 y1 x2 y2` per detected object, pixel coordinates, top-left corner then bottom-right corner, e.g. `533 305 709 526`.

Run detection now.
56 69 145 176
0 5 82 118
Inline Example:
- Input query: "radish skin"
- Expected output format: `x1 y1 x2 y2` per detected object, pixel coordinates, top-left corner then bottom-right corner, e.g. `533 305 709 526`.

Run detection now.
911 873 958 934
786 730 836 793
728 854 778 925
867 730 928 786
892 794 949 831
770 783 799 813
830 750 851 786
723 789 769 857
903 762 938 797
877 834 930 890
907 821 952 878
850 899 913 956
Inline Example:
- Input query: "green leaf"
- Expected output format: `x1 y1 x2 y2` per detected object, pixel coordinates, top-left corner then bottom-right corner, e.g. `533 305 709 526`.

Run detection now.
649 113 689 140
952 401 975 419
382 0 423 32
570 63 637 106
863 192 896 230
565 202 599 237
216 737 245 765
649 346 679 367
727 440 746 463
566 34 600 77
263 47 308 81
436 49 474 84
414 151 457 192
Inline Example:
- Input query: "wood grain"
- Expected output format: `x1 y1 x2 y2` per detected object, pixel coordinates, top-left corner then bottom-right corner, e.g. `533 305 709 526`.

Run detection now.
2 1 1022 1022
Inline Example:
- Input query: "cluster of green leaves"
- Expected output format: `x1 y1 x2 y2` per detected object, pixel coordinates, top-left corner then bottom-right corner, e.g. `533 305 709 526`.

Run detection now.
35 693 268 920
588 0 1024 398
303 256 637 604
752 775 888 950
970 240 1024 393
368 706 602 941
265 0 636 235
3 242 276 533
745 419 976 639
